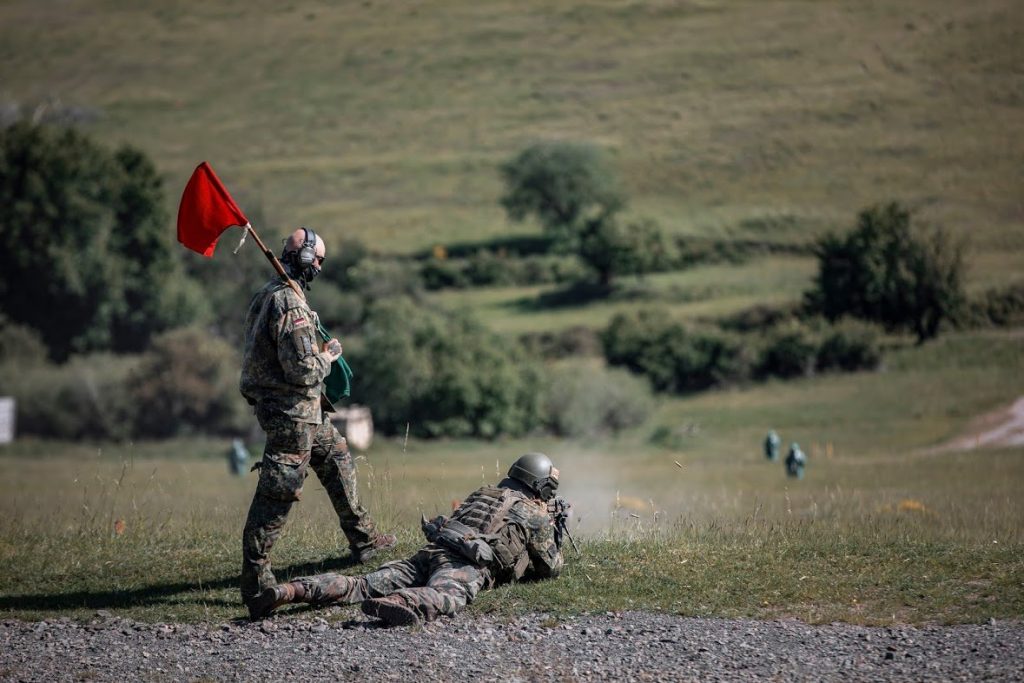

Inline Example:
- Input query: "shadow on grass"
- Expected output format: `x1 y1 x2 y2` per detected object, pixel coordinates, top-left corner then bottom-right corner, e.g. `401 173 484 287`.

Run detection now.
0 555 364 614
502 281 613 312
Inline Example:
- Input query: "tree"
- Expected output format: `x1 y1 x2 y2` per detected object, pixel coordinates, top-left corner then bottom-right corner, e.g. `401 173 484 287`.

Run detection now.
805 202 966 342
501 142 671 287
500 141 625 241
0 121 202 360
349 299 542 438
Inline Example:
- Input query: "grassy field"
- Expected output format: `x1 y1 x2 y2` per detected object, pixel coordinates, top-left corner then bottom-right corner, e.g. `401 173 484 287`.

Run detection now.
430 254 817 334
0 0 1021 280
1 0 1022 628
1 328 1020 625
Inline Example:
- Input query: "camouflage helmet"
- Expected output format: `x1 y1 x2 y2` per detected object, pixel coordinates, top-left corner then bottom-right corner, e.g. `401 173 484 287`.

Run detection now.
508 452 559 501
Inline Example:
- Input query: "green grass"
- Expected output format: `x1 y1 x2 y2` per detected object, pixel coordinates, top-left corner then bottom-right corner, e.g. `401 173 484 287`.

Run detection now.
430 255 816 334
1 0 1022 627
0 0 1021 280
1 329 1020 625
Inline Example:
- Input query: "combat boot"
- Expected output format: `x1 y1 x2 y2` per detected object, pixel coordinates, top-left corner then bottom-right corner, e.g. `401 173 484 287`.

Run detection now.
361 595 421 627
353 533 398 564
248 581 304 620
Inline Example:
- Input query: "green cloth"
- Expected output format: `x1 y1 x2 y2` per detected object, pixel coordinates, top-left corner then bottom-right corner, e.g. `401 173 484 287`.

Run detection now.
316 319 353 402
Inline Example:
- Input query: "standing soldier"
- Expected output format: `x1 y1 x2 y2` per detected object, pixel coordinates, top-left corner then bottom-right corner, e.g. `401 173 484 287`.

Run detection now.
250 452 569 626
764 430 781 462
239 227 395 619
785 442 807 479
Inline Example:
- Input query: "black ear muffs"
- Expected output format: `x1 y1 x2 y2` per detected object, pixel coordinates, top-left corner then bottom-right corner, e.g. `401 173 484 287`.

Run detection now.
297 227 318 268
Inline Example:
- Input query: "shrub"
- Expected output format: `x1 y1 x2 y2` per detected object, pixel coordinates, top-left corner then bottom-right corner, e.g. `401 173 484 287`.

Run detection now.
0 352 141 440
130 327 249 438
602 309 752 393
0 314 48 366
309 280 365 335
420 260 467 290
960 283 1024 328
519 326 602 360
816 319 883 372
717 302 805 333
347 258 423 304
349 300 543 438
756 320 820 379
543 361 654 437
805 202 966 342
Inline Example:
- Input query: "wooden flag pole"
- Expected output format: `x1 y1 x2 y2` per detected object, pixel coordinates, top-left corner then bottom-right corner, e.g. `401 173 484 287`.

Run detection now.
238 222 305 300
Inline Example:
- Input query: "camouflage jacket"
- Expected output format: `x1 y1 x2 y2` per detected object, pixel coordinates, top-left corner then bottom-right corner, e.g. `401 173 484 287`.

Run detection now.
239 276 331 423
428 478 564 583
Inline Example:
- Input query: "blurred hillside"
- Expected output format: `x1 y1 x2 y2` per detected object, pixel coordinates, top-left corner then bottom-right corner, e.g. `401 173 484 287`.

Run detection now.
1 0 1021 290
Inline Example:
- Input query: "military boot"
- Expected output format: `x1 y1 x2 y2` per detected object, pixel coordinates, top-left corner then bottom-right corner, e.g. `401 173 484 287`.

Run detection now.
248 581 305 621
361 595 421 627
353 533 398 564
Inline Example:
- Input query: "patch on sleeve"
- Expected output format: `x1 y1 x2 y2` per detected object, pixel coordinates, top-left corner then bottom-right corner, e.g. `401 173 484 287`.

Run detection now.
292 329 315 358
292 314 310 329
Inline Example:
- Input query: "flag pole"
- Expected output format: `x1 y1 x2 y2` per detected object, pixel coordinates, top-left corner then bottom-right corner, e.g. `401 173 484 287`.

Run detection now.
239 222 305 300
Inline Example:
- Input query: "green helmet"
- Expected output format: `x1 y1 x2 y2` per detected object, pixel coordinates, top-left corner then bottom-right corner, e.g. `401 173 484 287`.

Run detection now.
507 452 560 501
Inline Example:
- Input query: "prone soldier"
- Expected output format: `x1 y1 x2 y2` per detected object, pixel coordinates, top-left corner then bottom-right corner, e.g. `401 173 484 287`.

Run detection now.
250 452 569 626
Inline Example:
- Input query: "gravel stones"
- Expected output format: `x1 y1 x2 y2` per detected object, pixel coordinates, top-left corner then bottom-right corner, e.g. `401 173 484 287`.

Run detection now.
0 612 1021 681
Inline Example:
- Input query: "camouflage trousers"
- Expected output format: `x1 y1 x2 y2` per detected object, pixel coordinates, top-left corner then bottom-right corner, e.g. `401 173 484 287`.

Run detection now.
294 545 490 623
241 408 379 604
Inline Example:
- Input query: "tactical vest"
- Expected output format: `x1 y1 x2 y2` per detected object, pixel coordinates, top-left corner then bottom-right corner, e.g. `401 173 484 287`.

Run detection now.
422 485 531 579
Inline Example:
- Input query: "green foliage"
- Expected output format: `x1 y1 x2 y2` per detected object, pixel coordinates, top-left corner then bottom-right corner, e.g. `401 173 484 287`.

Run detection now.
130 327 250 438
806 202 967 343
421 252 586 291
519 325 601 360
0 352 141 441
0 121 201 360
543 361 653 437
347 258 424 306
0 313 48 365
959 282 1024 329
755 319 820 379
349 300 543 438
577 216 678 286
815 319 883 373
500 141 676 287
500 141 625 242
602 309 751 393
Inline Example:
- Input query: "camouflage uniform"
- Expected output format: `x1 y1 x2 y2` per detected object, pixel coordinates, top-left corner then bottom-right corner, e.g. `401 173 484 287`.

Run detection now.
239 276 382 604
285 478 563 623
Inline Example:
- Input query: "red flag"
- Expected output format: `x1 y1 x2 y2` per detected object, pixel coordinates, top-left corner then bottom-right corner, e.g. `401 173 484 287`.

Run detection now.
176 162 249 257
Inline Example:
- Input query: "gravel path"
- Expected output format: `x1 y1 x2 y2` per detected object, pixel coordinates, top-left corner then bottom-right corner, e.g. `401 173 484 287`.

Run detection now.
1 611 1021 682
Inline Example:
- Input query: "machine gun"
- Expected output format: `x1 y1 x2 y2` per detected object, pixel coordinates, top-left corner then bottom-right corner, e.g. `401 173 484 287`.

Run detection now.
548 497 580 556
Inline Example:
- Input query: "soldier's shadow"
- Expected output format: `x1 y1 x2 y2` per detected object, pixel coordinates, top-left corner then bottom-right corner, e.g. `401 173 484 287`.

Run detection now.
0 555 361 615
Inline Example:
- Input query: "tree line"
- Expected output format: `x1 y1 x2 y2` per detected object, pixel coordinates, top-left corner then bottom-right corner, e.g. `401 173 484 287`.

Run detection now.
1 122 1019 442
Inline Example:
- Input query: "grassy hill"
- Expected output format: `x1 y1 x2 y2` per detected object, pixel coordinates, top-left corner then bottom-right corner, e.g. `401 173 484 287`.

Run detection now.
1 0 1021 286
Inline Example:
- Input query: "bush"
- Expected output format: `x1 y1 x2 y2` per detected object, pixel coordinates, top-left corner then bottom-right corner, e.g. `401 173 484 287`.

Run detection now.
756 320 820 379
347 258 423 304
602 309 752 393
543 361 654 437
519 326 602 360
717 302 805 333
0 121 201 359
960 283 1024 328
309 280 365 335
0 352 141 440
805 202 966 342
349 300 543 438
130 327 250 438
0 314 48 365
816 319 883 372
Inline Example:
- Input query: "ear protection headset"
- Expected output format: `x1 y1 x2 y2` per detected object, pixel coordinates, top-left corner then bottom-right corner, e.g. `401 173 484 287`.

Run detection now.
296 227 318 268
